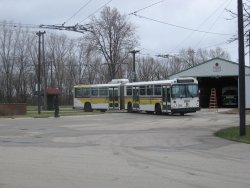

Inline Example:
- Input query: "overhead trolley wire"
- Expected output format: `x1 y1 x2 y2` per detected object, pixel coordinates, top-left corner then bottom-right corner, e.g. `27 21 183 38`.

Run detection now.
79 0 113 23
128 0 166 15
170 0 232 54
64 0 95 25
132 14 233 36
194 0 233 48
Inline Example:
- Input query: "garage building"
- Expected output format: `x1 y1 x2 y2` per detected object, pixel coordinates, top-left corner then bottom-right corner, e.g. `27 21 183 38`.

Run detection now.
168 58 250 109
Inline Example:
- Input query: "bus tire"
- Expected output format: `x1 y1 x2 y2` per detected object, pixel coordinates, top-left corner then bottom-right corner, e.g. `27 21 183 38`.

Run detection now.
84 102 92 112
180 112 185 116
155 104 162 115
127 103 133 113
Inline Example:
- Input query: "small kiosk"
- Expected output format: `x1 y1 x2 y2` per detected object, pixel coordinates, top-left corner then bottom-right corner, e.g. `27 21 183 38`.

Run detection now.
46 87 61 110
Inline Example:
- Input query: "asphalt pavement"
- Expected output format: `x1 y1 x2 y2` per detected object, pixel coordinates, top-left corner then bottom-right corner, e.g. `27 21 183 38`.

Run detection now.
0 110 249 188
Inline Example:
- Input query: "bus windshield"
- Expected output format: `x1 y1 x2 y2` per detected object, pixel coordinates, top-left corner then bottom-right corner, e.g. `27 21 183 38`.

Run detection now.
171 84 198 98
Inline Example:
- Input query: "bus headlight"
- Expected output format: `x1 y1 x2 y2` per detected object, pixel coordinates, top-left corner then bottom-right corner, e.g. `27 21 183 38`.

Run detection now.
196 102 199 106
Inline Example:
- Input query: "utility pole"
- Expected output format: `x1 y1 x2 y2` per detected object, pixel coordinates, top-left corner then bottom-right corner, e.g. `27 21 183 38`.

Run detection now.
238 0 246 136
36 31 46 114
129 50 140 82
42 32 47 110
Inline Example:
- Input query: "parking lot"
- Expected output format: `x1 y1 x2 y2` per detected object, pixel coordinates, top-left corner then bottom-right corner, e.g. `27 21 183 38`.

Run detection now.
0 110 250 188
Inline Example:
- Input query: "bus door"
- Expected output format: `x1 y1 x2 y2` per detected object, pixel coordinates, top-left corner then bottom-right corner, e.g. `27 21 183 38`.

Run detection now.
166 86 171 113
109 87 119 110
162 86 167 113
132 86 140 110
162 85 171 113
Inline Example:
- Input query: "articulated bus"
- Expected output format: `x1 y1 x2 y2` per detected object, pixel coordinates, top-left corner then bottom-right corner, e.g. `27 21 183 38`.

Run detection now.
73 77 200 115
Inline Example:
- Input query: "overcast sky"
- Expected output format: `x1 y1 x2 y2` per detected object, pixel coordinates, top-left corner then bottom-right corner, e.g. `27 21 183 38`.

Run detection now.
0 0 244 64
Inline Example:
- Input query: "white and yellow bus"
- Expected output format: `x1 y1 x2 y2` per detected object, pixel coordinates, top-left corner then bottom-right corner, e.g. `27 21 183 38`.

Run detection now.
73 79 129 112
73 77 200 115
124 77 200 115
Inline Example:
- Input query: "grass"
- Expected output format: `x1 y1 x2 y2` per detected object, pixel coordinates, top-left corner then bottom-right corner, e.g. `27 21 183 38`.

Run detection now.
0 106 103 118
215 126 250 144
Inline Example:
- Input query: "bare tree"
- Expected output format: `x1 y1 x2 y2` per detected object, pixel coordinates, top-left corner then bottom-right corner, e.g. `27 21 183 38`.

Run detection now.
137 56 161 81
0 22 18 102
85 6 138 80
46 33 70 90
13 29 35 102
176 47 230 70
208 47 231 59
227 1 250 49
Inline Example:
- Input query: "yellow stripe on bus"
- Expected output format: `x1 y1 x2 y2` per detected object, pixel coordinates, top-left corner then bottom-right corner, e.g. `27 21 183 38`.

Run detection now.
79 98 120 104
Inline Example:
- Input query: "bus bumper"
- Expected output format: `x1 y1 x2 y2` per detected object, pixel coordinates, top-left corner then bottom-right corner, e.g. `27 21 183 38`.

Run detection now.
171 107 200 114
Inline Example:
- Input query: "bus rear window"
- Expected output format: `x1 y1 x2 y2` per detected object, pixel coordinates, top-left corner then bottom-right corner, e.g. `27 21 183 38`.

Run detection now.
75 88 82 98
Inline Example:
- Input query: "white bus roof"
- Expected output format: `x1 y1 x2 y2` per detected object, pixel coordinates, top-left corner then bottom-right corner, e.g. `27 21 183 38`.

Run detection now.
74 77 197 88
74 83 121 88
126 77 197 86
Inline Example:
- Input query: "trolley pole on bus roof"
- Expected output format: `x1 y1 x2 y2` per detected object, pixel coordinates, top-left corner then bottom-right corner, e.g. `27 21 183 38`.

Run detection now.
129 50 140 82
238 0 246 136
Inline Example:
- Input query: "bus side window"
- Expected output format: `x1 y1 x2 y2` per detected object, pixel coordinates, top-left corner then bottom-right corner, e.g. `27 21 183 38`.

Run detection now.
114 89 118 101
91 88 98 96
126 86 132 96
154 85 161 96
109 89 113 100
99 87 108 96
82 88 90 97
147 85 153 96
140 86 146 96
162 87 166 102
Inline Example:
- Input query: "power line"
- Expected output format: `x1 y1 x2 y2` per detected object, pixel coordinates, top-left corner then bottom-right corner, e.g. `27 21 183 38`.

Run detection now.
79 0 113 23
194 0 233 47
0 21 39 29
200 41 231 50
64 0 95 25
128 0 166 15
132 13 233 36
170 0 232 53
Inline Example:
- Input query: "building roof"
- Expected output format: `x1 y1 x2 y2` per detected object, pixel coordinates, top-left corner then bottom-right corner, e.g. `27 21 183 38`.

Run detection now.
168 57 250 79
